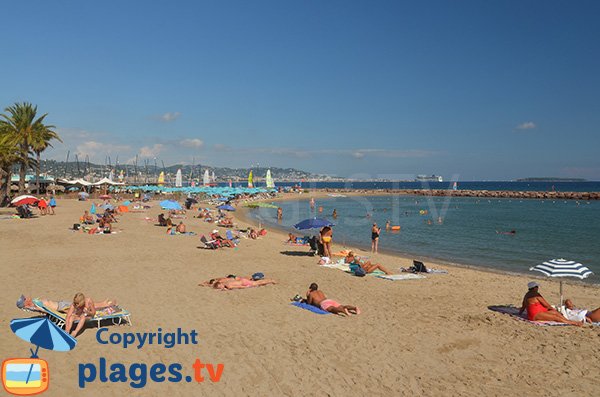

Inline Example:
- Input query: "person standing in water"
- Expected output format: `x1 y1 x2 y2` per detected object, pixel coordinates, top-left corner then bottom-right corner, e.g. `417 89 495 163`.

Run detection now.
310 197 315 210
277 207 283 220
332 209 337 219
371 223 381 253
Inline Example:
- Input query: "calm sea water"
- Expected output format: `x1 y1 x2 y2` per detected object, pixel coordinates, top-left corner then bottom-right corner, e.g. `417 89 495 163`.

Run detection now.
248 195 600 283
239 181 600 192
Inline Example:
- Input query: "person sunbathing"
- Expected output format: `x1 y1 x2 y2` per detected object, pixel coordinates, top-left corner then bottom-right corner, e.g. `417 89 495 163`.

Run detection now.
344 252 392 275
17 295 116 313
518 282 581 326
562 299 600 323
65 293 98 336
99 217 112 232
210 231 235 247
210 277 277 290
176 221 186 233
82 210 95 224
218 218 234 227
305 283 360 316
248 228 258 239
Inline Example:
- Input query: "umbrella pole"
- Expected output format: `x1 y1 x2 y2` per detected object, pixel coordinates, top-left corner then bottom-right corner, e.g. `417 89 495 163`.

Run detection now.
25 345 40 385
559 280 563 308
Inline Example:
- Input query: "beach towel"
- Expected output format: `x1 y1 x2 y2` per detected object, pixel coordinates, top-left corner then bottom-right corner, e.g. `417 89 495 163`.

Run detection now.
488 305 581 326
376 273 426 281
291 302 330 315
321 262 351 272
427 269 449 274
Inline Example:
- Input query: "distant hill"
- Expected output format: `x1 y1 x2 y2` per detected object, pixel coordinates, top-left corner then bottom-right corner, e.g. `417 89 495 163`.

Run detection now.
38 160 326 181
516 177 587 182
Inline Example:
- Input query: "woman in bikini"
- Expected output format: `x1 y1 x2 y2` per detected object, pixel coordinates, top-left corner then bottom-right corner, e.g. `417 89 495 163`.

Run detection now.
209 277 277 290
518 282 581 326
65 293 117 337
344 252 392 275
320 226 333 258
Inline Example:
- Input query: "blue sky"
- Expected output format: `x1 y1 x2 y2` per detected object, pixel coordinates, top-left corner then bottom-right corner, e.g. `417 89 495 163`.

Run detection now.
1 1 599 180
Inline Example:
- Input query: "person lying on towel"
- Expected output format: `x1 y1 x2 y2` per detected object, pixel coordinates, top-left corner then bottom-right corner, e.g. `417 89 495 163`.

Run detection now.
344 252 392 275
305 283 360 316
199 274 276 290
561 299 600 323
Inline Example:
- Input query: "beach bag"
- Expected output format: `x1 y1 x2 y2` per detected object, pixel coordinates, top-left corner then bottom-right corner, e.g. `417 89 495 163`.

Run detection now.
350 264 366 277
412 260 428 273
252 272 264 281
73 223 80 231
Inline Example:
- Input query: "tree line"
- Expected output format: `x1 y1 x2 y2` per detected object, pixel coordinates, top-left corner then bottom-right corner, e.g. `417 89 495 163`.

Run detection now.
0 102 61 204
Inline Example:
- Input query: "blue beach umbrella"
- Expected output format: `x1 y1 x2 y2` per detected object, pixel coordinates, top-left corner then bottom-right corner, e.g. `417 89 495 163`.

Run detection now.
10 317 76 384
100 204 114 210
294 218 334 230
530 258 593 306
10 317 77 356
217 204 235 211
160 200 182 210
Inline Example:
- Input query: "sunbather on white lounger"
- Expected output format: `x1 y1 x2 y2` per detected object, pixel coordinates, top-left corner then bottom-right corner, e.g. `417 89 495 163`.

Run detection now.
17 295 115 313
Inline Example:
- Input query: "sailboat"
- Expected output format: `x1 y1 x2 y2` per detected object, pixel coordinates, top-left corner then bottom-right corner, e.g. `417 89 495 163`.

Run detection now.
175 169 183 188
248 170 253 188
211 171 216 184
157 171 165 186
118 170 124 182
203 170 210 186
265 169 274 188
453 182 458 191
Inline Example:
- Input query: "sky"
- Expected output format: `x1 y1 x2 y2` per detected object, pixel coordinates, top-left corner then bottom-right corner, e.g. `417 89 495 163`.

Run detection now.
1 1 599 180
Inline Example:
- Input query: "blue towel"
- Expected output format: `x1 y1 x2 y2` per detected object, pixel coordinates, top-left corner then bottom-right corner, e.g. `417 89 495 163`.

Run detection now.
291 301 330 315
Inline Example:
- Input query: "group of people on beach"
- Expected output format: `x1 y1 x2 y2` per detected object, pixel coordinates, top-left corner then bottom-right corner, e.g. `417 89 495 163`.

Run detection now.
519 281 599 325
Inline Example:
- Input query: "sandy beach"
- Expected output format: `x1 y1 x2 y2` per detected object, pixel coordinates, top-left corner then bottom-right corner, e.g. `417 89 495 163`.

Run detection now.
1 195 599 396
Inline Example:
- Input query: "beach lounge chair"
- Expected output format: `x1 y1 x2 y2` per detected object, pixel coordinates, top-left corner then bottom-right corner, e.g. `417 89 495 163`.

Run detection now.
226 230 240 245
200 235 219 249
31 299 132 329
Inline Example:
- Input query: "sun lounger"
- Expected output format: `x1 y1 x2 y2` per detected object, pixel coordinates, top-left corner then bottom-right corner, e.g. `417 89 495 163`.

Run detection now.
225 230 240 244
200 235 219 249
31 299 132 329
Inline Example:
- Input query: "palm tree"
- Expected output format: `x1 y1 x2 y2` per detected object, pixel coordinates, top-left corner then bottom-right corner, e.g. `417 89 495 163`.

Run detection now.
0 140 20 205
31 127 61 194
0 102 59 194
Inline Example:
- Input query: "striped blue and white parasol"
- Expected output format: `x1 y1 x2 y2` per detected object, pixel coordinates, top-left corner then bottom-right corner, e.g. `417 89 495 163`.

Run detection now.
530 258 593 306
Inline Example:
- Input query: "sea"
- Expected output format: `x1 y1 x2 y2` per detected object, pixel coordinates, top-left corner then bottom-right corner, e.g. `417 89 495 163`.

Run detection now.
245 182 600 284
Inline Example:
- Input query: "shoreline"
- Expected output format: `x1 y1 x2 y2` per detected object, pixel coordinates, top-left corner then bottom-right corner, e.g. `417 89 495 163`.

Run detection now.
235 192 600 289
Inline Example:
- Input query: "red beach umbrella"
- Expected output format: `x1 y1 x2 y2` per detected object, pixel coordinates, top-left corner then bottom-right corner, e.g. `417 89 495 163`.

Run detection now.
99 194 112 200
10 195 39 206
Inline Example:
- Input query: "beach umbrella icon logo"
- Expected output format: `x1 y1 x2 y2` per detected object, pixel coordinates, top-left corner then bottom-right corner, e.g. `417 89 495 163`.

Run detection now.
2 317 77 395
